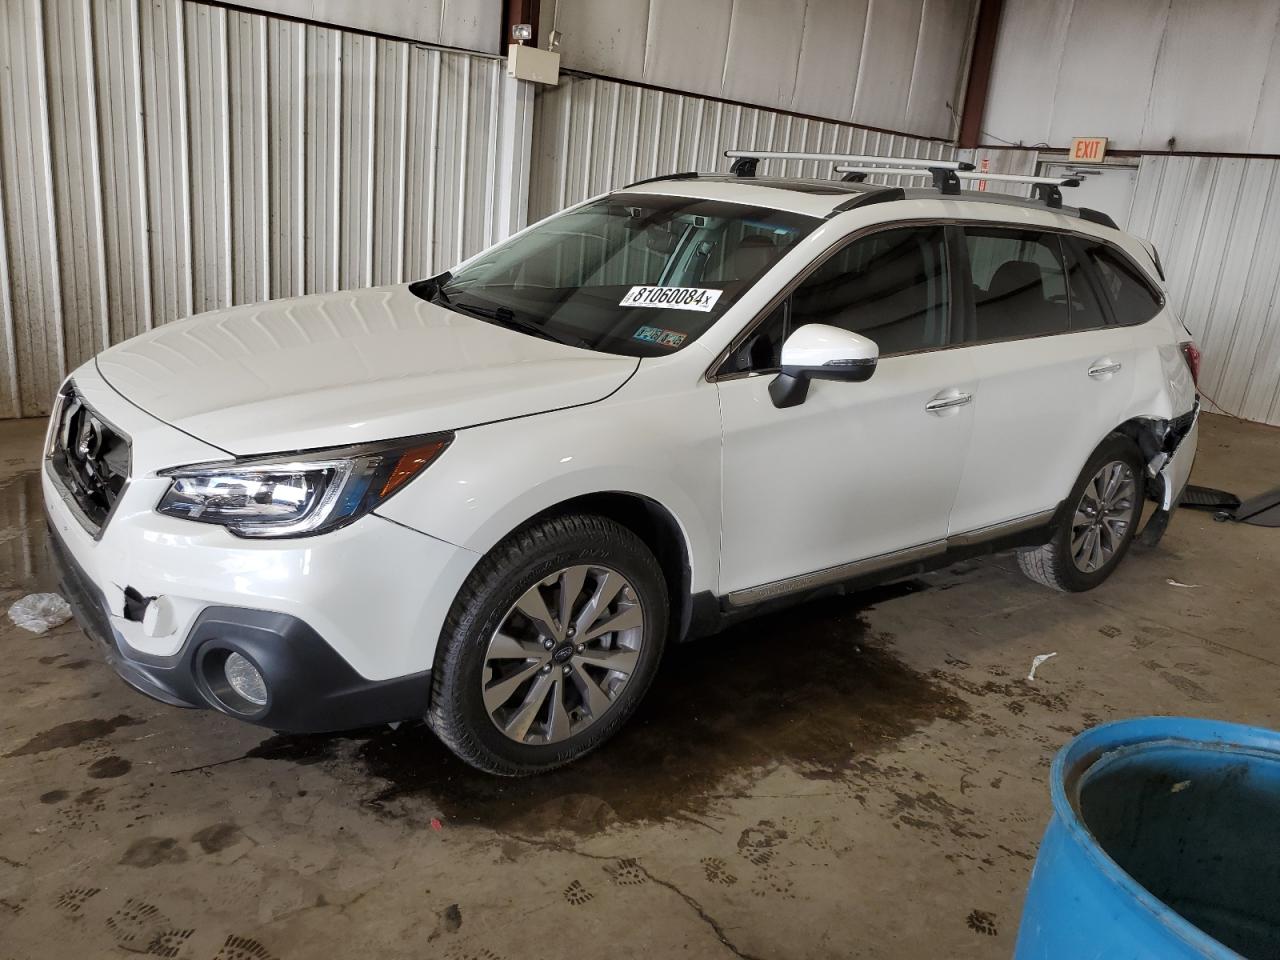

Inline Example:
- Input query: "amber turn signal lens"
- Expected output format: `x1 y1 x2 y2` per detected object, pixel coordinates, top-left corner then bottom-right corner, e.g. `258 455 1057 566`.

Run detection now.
380 440 450 498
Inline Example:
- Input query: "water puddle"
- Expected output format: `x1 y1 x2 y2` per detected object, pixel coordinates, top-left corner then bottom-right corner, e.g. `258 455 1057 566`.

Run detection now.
246 587 966 834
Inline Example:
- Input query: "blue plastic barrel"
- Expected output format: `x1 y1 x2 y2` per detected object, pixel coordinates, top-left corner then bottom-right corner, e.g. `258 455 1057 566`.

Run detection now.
1016 717 1280 958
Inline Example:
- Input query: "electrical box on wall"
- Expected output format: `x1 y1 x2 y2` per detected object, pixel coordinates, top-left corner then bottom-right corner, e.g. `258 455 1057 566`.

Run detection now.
508 44 560 85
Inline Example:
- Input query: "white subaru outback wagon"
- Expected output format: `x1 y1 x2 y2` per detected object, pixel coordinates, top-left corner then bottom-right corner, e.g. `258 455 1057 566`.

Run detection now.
44 151 1199 775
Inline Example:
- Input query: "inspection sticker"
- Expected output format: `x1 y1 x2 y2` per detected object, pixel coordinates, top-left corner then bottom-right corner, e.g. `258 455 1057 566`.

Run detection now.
633 325 688 348
620 285 723 312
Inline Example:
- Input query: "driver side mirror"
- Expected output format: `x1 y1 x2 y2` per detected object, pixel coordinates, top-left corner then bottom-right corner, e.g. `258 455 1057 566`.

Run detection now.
769 324 878 408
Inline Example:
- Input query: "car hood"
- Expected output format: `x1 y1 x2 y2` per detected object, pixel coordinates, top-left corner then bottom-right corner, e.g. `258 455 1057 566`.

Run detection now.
95 285 639 455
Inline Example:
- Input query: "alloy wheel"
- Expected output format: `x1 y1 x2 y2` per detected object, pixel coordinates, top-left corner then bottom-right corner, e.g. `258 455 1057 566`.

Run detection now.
481 564 645 745
1070 460 1137 573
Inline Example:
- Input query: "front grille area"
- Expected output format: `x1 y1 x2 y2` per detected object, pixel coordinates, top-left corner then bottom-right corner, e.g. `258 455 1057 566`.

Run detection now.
48 384 131 534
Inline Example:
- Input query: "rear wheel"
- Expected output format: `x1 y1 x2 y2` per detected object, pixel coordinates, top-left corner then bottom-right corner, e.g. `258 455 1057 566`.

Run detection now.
427 514 667 775
1018 435 1146 592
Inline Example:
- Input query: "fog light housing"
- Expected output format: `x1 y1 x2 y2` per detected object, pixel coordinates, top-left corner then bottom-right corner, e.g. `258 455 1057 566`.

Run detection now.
224 652 268 706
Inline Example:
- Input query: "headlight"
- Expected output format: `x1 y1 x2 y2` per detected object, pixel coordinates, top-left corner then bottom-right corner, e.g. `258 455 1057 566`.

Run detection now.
156 434 452 538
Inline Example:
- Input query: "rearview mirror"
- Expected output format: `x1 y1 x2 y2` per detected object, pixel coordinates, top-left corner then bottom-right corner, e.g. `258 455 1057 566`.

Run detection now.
769 324 878 408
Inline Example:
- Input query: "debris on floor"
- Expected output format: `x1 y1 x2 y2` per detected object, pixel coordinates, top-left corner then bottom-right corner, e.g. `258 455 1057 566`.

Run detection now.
7 592 72 634
1027 653 1058 682
1166 579 1200 589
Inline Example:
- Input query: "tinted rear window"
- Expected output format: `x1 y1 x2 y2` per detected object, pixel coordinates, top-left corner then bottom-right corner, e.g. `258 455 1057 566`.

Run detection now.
1078 241 1163 325
1063 239 1110 330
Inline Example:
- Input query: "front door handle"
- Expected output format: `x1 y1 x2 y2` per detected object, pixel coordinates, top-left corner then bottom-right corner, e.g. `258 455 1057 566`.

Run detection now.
1089 360 1123 378
925 391 973 415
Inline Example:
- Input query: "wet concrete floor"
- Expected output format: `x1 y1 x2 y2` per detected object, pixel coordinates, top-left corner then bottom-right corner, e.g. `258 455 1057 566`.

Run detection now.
2 413 1279 958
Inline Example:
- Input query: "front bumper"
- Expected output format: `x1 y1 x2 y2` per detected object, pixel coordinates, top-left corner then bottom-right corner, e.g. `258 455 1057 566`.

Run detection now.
40 361 481 732
48 518 432 732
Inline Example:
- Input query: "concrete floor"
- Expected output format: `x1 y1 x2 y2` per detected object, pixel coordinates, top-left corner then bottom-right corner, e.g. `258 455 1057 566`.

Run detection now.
0 413 1277 959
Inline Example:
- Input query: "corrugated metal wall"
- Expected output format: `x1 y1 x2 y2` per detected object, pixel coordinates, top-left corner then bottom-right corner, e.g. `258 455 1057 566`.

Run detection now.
983 0 1280 154
227 0 501 54
0 0 508 419
542 0 980 141
1130 157 1280 426
7 3 1279 430
528 73 957 221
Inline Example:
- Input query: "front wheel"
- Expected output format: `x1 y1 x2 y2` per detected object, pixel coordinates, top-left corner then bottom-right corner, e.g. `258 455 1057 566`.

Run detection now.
427 514 668 775
1018 435 1146 592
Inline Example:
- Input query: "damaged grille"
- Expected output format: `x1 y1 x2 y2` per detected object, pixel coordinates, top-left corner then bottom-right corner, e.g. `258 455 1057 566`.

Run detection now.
47 385 131 535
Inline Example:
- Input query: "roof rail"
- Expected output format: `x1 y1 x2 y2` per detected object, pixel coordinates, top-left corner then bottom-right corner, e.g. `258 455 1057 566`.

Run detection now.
825 187 907 219
1077 207 1119 230
624 170 700 187
724 150 974 178
834 166 1081 208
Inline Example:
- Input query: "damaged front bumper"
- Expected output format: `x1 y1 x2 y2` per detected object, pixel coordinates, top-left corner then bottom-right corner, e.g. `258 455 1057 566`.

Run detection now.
46 515 433 732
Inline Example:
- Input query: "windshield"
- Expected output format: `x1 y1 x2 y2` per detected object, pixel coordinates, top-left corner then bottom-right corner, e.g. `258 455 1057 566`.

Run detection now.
414 193 820 357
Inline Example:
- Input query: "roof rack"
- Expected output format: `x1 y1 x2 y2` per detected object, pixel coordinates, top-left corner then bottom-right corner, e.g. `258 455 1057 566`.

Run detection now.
723 150 974 179
834 165 1081 208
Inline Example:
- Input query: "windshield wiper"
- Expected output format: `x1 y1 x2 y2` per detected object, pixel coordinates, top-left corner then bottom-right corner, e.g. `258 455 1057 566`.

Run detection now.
449 301 584 348
412 275 585 348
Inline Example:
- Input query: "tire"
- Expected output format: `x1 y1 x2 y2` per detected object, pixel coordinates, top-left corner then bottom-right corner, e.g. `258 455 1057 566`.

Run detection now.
427 514 668 776
1018 434 1147 593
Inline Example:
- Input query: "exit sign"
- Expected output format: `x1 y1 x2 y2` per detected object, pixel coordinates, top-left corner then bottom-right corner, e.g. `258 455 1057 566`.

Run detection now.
1070 137 1108 163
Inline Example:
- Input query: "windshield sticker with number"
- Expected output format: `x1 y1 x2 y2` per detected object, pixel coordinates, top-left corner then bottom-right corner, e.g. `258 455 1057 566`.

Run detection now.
620 286 723 312
633 326 688 348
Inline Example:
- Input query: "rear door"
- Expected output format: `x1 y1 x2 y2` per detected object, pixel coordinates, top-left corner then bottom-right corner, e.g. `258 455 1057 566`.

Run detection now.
947 226 1141 537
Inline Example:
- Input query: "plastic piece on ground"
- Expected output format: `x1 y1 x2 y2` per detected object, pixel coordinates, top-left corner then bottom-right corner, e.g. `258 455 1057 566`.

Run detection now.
1026 652 1057 681
7 593 73 634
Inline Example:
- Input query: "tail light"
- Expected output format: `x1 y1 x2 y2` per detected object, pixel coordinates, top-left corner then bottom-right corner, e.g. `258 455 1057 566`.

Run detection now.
1180 341 1201 389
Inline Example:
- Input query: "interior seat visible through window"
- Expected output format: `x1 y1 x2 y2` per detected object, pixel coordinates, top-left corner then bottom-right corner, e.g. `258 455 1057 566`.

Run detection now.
963 228 1069 343
790 228 949 354
726 226 951 373
721 234 778 282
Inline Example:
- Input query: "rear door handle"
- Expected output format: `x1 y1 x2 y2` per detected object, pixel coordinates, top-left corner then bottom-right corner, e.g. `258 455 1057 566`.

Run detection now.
925 391 973 414
1089 360 1122 378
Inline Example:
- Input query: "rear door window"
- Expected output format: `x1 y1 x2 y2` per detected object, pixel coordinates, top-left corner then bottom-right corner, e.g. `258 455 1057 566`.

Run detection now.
1077 240 1163 325
961 228 1069 343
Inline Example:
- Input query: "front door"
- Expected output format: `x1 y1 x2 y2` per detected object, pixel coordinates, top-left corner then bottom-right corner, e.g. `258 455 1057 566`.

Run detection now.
716 226 976 599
